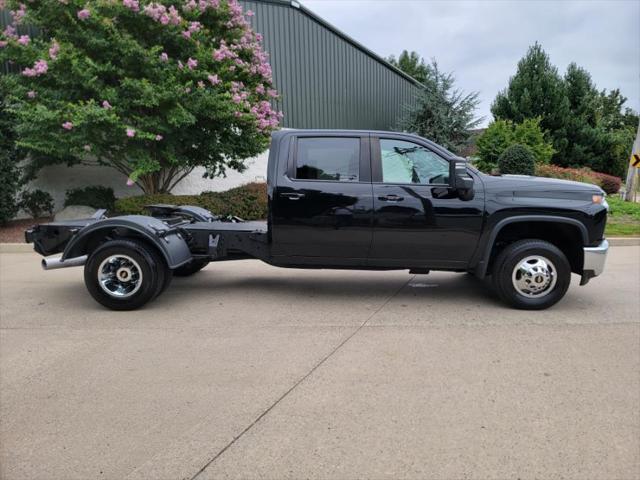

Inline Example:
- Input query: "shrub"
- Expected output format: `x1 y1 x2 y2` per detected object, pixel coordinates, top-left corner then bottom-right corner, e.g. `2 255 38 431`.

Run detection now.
535 164 596 183
0 152 20 225
65 186 116 211
115 182 268 219
498 144 536 175
474 120 512 172
592 172 621 195
0 99 21 225
19 189 54 218
535 164 622 194
476 118 554 173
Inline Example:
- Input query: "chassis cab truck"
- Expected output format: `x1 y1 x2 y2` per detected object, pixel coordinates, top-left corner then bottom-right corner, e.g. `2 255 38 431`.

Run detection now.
26 130 609 310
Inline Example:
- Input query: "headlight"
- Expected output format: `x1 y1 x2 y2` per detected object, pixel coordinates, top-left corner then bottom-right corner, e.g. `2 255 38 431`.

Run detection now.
592 194 609 211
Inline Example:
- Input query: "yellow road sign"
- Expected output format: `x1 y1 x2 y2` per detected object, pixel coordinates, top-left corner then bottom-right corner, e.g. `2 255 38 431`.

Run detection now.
632 153 640 167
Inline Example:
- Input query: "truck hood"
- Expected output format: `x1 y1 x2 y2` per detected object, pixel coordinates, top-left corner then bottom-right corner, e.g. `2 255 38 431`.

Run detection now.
481 174 604 200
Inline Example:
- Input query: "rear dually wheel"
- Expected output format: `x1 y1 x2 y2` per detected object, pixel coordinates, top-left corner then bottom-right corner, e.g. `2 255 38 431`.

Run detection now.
84 239 167 310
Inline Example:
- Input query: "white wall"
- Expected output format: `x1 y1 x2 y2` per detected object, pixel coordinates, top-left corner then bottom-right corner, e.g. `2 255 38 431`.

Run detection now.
25 150 269 215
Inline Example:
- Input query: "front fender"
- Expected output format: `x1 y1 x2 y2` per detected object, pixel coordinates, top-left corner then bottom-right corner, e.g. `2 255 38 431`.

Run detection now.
472 215 589 278
62 215 192 268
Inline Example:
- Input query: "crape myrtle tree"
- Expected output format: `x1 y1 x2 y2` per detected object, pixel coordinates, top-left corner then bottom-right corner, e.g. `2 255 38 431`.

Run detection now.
0 0 282 193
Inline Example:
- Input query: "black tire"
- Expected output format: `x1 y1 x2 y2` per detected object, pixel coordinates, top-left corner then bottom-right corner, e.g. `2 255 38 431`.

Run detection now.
84 239 161 310
145 245 173 297
173 258 209 277
491 239 571 310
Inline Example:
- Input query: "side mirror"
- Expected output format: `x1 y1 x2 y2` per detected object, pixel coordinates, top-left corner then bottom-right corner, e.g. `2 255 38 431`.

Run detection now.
450 160 474 199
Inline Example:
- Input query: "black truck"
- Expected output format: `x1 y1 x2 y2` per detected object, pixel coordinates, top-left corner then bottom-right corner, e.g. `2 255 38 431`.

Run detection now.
26 129 610 311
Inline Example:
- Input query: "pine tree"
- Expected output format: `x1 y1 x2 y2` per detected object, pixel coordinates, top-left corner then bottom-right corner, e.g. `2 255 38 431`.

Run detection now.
387 50 431 85
491 42 569 160
394 58 481 153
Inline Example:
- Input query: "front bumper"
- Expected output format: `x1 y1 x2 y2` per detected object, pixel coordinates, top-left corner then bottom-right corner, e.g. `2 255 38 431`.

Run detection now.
580 239 609 285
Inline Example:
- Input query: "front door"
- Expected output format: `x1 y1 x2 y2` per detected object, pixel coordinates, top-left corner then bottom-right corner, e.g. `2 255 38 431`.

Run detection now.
271 134 374 263
369 136 484 269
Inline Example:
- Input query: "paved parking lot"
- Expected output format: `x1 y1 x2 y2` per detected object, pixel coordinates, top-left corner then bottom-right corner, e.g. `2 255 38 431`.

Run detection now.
1 246 639 480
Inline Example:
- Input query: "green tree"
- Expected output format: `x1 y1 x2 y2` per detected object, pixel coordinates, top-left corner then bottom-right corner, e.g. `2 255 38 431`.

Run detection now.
599 89 639 131
387 50 431 85
560 63 601 168
0 0 281 194
474 120 512 172
491 42 569 159
560 65 636 177
475 118 553 173
492 44 638 178
596 89 638 177
398 60 481 153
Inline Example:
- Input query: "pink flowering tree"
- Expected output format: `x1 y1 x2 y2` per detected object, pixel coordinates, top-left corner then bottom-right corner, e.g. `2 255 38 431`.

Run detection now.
0 0 281 193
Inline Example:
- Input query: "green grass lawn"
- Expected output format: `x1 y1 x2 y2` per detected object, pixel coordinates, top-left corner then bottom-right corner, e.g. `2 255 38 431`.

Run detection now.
605 197 640 236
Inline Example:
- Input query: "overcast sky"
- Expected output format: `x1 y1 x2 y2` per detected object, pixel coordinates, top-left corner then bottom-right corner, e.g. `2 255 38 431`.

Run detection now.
303 0 640 127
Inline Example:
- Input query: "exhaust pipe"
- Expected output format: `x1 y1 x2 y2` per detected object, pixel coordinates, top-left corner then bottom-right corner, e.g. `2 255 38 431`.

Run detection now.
42 255 88 270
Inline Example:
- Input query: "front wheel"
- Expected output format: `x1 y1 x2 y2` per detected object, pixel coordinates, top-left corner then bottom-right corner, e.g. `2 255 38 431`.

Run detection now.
84 239 165 310
491 239 571 310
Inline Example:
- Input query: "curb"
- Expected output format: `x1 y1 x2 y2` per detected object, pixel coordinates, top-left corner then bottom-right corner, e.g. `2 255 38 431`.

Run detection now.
0 243 33 253
607 237 640 246
1 238 639 253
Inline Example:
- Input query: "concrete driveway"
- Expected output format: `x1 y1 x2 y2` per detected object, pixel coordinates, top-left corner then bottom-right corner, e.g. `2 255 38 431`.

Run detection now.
1 247 639 480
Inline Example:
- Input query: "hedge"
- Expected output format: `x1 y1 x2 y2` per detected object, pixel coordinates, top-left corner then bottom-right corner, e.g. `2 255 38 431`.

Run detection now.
19 189 54 218
535 165 621 194
65 186 116 211
114 182 268 219
0 151 20 225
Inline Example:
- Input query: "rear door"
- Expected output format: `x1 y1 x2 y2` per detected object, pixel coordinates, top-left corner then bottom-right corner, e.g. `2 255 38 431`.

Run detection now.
271 133 374 263
369 135 484 268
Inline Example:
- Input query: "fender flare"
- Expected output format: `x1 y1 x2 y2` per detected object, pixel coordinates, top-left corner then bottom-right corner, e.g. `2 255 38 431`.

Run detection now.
474 215 588 278
62 215 192 268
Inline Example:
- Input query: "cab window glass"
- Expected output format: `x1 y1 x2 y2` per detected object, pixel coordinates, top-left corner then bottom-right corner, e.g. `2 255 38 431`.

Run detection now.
380 139 449 184
296 137 360 182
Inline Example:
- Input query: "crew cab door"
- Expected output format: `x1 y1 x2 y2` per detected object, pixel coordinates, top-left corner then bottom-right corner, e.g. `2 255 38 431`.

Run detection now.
369 136 484 268
271 133 374 264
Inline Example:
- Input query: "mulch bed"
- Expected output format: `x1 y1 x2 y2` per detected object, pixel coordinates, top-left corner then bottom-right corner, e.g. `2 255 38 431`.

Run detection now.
0 217 52 243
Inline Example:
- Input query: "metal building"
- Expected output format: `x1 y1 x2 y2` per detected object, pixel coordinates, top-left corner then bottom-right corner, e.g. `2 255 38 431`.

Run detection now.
2 0 421 130
240 0 421 130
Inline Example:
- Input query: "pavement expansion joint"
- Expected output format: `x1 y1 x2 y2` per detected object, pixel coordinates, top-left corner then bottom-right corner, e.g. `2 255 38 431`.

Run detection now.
188 275 416 480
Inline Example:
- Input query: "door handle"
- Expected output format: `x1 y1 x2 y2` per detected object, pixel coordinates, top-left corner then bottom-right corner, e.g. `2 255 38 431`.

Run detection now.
378 194 404 202
280 192 305 200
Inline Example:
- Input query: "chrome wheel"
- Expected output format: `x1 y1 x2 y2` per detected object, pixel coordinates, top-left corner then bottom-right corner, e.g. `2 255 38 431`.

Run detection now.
98 255 143 298
511 255 557 298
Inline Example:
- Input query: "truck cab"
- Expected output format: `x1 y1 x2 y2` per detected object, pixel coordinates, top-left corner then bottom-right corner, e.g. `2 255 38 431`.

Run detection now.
268 130 484 270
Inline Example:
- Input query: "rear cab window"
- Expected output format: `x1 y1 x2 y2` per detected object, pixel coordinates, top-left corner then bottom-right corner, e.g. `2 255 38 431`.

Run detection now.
295 137 361 182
